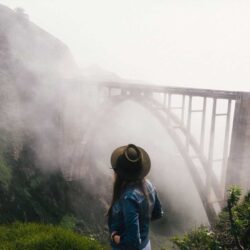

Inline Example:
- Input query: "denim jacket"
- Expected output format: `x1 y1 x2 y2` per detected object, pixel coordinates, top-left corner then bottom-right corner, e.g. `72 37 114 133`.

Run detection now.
108 179 164 250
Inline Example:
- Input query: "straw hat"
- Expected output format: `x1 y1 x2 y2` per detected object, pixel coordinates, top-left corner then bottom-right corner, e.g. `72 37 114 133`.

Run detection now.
111 144 151 181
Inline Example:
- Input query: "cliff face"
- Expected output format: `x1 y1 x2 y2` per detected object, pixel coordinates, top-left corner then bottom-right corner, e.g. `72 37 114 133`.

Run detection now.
0 4 79 79
0 4 82 166
0 5 110 241
0 3 80 109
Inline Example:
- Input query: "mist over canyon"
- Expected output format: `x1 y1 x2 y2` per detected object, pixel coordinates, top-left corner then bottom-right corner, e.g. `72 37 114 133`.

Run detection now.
0 4 214 249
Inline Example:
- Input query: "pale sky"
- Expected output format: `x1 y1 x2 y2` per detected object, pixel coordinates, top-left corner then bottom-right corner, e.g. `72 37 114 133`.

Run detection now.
1 0 250 91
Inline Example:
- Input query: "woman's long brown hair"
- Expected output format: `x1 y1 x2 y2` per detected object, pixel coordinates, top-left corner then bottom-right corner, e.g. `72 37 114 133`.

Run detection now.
107 174 149 217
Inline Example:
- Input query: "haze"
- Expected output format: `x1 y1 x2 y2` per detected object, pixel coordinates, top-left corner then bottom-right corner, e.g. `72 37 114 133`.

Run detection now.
1 0 250 91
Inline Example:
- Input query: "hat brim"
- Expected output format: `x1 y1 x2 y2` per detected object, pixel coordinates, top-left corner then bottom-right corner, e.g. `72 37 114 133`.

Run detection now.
111 145 151 179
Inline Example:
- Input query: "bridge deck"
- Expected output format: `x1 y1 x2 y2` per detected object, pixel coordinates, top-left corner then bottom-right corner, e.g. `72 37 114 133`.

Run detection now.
99 81 249 99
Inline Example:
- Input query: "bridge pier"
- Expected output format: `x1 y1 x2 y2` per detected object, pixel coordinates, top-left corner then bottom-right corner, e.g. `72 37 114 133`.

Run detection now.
226 93 250 192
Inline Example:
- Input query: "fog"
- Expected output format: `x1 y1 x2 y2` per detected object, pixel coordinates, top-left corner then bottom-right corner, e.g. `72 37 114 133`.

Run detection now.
0 1 249 239
1 0 250 91
90 100 209 228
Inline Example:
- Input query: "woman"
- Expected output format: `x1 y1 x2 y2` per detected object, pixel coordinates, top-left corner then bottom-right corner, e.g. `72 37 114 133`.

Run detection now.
107 144 164 250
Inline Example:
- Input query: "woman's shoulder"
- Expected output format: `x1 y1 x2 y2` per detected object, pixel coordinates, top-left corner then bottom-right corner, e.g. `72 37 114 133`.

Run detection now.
121 179 156 201
121 183 142 202
145 178 156 193
122 186 140 201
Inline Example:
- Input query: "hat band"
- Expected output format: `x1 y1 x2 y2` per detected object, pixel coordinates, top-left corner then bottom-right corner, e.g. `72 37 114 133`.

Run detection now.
124 144 141 163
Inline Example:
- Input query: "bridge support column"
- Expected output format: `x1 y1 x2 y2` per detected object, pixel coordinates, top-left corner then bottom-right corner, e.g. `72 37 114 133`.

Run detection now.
226 93 250 192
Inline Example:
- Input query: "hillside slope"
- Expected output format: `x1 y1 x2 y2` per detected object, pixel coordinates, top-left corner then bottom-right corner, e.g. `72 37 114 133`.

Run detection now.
0 3 110 244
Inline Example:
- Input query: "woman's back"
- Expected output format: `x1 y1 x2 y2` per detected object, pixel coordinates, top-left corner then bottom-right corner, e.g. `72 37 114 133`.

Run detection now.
109 179 163 250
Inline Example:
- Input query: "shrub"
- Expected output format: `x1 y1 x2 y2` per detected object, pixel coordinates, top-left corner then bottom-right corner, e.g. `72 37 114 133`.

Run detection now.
214 187 250 249
171 187 250 249
0 222 108 250
60 214 77 230
171 226 222 250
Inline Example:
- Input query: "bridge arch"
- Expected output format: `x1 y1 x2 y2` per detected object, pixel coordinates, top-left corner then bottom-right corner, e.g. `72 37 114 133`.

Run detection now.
62 81 250 224
66 93 221 223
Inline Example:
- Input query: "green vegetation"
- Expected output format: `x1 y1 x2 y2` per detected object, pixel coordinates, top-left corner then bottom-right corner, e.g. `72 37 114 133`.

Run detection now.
0 133 111 249
0 141 69 224
171 226 222 249
0 152 12 191
172 186 250 249
0 137 109 245
0 222 108 250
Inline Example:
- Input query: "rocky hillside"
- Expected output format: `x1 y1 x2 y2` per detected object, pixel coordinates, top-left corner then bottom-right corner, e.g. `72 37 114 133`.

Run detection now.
0 3 110 244
0 4 78 78
0 4 85 168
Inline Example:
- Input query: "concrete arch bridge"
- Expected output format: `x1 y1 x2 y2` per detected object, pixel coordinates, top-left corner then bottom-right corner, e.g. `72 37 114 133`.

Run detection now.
62 81 250 224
